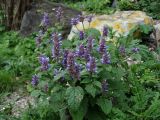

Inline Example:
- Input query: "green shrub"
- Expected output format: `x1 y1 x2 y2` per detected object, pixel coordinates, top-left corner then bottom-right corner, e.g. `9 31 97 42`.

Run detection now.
0 32 37 93
118 0 160 19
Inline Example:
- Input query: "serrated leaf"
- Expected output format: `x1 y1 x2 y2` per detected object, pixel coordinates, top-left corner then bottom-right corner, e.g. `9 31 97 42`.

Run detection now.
69 99 88 120
85 84 96 97
50 90 66 112
97 97 112 115
66 86 84 111
93 81 102 88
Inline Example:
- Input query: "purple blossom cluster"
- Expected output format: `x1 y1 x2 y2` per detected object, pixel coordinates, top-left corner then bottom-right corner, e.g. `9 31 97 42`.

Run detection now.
87 36 94 53
71 17 79 26
132 47 140 53
98 37 107 54
67 52 80 80
39 55 50 71
79 31 85 40
86 57 97 73
35 30 45 46
62 50 69 68
41 12 50 27
119 46 126 56
52 33 61 59
101 52 111 64
55 6 63 22
31 75 39 86
102 26 108 37
76 44 85 57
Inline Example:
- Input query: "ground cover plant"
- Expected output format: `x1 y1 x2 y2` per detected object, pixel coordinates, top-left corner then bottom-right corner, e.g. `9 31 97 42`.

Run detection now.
21 10 160 120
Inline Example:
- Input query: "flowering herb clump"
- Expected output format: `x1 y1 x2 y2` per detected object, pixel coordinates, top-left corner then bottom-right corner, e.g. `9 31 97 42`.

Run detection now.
30 14 157 120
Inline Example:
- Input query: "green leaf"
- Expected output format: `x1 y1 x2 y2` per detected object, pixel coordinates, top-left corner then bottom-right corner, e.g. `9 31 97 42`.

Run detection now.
85 84 96 97
97 97 112 115
131 53 141 61
93 81 102 88
62 40 72 48
31 90 41 97
26 84 34 92
54 70 66 81
66 86 84 111
139 24 153 34
50 90 66 112
81 79 91 84
85 28 101 39
69 99 88 120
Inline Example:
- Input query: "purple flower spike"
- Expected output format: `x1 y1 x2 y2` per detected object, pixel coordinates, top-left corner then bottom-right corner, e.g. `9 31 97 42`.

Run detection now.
79 31 84 40
101 52 111 64
84 48 90 62
102 26 108 37
132 47 140 53
52 33 61 58
119 46 126 56
41 12 50 27
71 17 79 26
67 52 80 80
39 55 50 71
98 37 106 54
31 75 39 86
74 63 80 80
67 52 76 76
55 6 63 22
86 57 96 73
101 80 108 92
87 36 94 53
62 50 69 68
76 44 85 57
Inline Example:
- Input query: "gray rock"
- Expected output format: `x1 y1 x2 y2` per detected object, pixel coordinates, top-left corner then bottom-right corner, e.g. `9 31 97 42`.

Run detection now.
20 0 81 37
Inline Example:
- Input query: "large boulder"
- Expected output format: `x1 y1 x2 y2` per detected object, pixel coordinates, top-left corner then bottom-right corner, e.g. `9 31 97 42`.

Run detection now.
68 11 153 39
20 0 81 37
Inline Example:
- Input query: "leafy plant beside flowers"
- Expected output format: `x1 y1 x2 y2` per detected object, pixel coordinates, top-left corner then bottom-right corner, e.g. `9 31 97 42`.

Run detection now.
25 7 160 120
